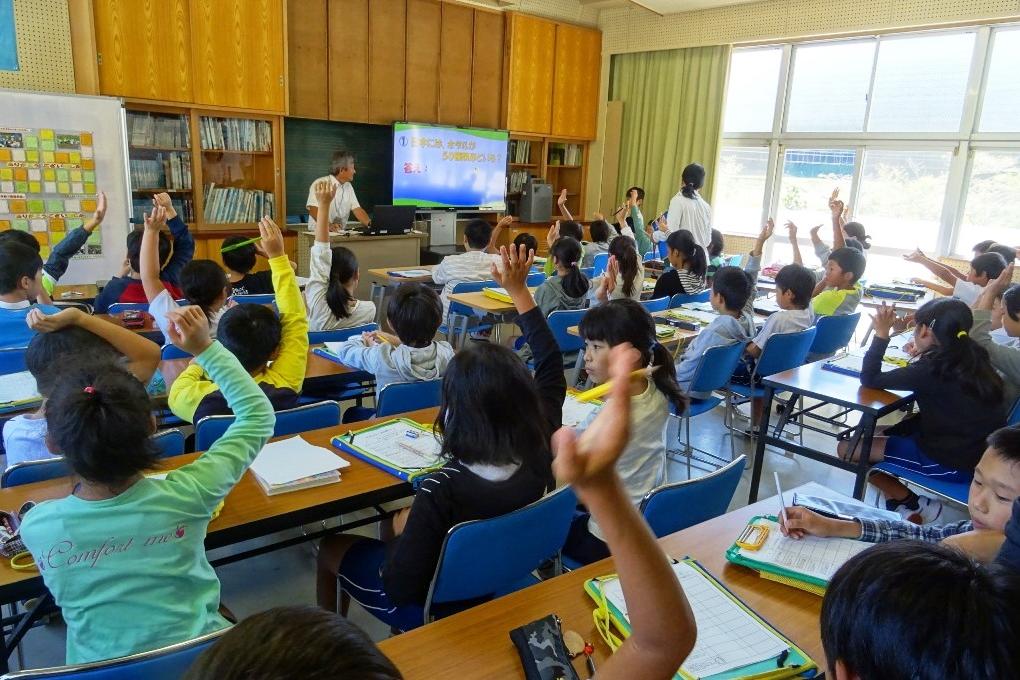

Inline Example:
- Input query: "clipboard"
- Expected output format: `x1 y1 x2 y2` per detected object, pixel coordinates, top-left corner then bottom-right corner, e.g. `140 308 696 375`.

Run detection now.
584 558 818 680
331 418 443 486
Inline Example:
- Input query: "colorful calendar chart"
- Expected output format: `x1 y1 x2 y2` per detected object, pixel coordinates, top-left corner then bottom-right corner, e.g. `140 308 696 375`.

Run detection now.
0 127 102 258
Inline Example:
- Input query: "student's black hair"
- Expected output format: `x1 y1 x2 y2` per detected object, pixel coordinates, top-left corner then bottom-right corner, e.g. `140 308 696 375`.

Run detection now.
589 219 611 244
0 242 42 295
435 344 554 480
842 221 871 249
217 304 282 371
913 297 1004 404
827 247 867 284
821 541 1020 680
1003 284 1020 322
972 252 1008 280
182 605 402 680
666 229 707 278
220 236 257 274
512 232 538 256
774 263 815 309
126 228 171 274
844 237 864 254
463 219 493 250
624 186 645 202
45 364 159 485
711 266 753 312
26 327 122 396
987 425 1020 465
708 229 724 259
325 246 359 320
558 220 584 242
549 237 590 299
0 229 40 253
386 283 441 348
180 259 229 319
579 299 687 413
680 163 706 199
988 243 1017 264
973 239 997 254
608 236 640 298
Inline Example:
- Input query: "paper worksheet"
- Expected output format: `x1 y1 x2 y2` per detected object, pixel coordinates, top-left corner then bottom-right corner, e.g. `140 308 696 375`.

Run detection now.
562 393 599 428
390 269 433 278
347 420 443 470
750 519 871 582
250 436 350 486
602 561 788 678
0 371 39 404
665 308 718 325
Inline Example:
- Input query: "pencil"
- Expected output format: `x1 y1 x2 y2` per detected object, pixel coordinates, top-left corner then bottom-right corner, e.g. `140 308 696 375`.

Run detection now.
573 368 656 403
220 236 262 254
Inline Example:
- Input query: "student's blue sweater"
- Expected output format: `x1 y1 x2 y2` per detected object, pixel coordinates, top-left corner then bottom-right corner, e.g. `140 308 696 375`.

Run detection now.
0 300 60 349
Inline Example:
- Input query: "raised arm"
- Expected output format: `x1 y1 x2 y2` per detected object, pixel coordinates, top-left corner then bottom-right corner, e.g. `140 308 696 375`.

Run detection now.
259 217 308 392
313 179 337 246
786 221 803 266
828 188 847 251
557 188 573 221
154 193 194 285
486 215 513 254
904 248 966 284
44 191 105 289
140 206 169 303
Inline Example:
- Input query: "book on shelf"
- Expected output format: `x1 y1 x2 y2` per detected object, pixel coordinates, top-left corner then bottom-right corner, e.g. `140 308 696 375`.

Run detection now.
203 184 276 223
129 153 192 191
508 170 530 194
132 197 194 224
127 112 190 148
200 116 272 152
509 139 531 164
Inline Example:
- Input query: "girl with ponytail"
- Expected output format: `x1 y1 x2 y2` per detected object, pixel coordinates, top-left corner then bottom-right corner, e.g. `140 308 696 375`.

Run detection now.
595 236 644 302
652 229 708 300
564 299 687 565
848 298 1005 523
534 236 589 316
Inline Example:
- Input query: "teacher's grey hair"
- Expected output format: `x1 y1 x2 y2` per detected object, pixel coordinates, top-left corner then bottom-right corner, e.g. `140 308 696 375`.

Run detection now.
331 150 356 175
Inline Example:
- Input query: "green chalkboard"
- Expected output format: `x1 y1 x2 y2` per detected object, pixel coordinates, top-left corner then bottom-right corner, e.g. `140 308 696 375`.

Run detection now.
283 117 393 220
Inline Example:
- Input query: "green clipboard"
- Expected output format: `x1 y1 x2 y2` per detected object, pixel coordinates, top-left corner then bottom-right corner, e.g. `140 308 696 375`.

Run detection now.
331 418 444 486
583 558 818 680
726 516 830 595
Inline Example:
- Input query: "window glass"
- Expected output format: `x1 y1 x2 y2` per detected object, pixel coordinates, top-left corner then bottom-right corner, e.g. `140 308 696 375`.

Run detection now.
786 41 875 132
723 48 783 133
979 28 1020 132
958 151 1020 254
713 146 770 235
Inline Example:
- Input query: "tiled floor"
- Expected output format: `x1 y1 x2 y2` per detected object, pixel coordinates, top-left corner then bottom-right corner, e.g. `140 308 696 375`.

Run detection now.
11 398 965 671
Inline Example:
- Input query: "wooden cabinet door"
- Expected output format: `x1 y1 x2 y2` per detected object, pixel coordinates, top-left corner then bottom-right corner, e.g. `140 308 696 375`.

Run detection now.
328 0 370 122
470 9 504 129
288 0 329 118
405 0 441 123
551 24 602 139
93 0 193 102
191 0 286 112
504 13 556 135
437 2 472 126
368 0 406 124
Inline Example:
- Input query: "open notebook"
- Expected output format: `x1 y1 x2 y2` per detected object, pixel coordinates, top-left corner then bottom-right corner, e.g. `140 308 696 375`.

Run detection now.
332 418 444 484
0 371 42 415
823 343 911 378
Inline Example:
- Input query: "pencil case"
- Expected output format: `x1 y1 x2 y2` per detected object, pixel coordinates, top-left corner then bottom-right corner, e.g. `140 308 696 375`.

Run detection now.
509 614 580 680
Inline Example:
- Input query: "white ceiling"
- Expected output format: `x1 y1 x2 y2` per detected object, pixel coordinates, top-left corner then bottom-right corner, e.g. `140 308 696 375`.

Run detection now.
579 0 762 14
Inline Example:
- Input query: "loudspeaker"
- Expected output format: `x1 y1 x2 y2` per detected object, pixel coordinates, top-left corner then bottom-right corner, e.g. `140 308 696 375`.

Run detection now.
519 179 552 223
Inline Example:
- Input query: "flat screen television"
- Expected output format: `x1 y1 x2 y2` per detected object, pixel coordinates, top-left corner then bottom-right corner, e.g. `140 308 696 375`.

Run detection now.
392 122 508 210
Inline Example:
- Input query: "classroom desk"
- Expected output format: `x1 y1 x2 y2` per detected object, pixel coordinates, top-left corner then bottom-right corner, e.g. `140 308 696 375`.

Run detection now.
94 312 160 336
157 346 356 390
749 362 913 501
0 408 437 670
51 283 98 303
378 485 826 679
366 265 438 325
446 288 539 345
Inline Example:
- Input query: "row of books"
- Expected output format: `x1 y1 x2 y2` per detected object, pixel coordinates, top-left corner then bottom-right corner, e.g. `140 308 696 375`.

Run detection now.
202 184 276 223
131 197 195 224
548 143 583 166
129 153 192 191
508 169 531 194
199 117 272 152
509 139 532 164
127 112 191 149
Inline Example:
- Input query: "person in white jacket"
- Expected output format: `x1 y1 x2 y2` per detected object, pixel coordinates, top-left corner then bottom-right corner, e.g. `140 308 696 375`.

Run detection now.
663 163 713 250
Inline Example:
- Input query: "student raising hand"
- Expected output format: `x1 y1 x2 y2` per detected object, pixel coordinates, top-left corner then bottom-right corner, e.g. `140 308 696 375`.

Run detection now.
166 305 213 357
546 220 561 249
258 216 286 259
153 192 177 220
491 243 536 315
552 343 696 680
870 302 898 339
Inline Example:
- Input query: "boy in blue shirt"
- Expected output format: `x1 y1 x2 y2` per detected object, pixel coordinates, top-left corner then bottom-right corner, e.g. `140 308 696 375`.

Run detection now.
0 241 59 349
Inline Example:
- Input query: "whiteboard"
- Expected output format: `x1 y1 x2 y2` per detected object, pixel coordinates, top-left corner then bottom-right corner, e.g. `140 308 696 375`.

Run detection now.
0 89 130 285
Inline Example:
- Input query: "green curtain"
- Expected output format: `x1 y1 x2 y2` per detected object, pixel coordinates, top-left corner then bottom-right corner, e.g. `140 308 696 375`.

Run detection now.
609 44 731 216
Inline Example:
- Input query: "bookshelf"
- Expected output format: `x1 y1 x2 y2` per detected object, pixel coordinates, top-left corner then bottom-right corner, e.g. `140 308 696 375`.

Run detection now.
506 135 589 220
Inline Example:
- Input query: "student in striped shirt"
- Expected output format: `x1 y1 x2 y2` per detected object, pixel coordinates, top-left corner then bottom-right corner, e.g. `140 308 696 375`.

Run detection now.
651 229 707 300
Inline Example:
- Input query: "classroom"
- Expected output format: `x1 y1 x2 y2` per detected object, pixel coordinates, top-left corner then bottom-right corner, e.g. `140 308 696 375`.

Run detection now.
0 0 1018 677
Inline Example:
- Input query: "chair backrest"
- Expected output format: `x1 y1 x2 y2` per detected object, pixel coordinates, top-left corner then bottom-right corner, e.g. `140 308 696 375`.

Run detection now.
726 254 743 267
1 458 69 488
0 627 227 679
449 280 499 318
160 343 192 360
376 380 443 418
0 347 28 375
52 301 94 314
809 312 862 356
579 266 595 278
640 296 670 313
424 486 576 621
1009 397 1020 426
525 272 546 286
755 326 818 378
308 323 378 345
547 309 588 354
231 293 276 305
657 240 669 259
689 341 746 394
642 251 656 262
640 456 746 537
107 302 149 314
195 401 342 450
592 252 609 276
151 429 186 458
669 290 711 307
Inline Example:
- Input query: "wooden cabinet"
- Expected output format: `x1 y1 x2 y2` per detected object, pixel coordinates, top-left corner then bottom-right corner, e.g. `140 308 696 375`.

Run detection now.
328 0 370 123
438 2 473 125
471 9 504 129
406 0 442 123
503 14 556 135
288 0 329 119
551 24 601 139
368 0 407 124
190 0 286 112
93 0 193 102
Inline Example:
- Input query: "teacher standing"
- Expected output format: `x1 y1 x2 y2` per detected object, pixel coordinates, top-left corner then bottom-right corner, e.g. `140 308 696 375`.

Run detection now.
662 163 712 250
305 150 372 230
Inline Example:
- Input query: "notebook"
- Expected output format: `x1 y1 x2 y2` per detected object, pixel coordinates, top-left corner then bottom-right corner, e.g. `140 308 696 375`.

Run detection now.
332 418 443 484
248 436 349 496
0 371 42 415
562 391 600 428
822 348 908 377
752 297 782 315
655 324 678 338
585 559 816 680
663 308 717 326
482 287 513 303
388 269 433 278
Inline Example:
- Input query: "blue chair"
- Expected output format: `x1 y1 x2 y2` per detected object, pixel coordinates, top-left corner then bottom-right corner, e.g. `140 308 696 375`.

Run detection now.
1010 397 1020 426
195 401 342 450
304 324 379 404
808 312 862 360
1 458 68 488
640 296 669 313
640 455 746 537
657 240 668 259
441 281 498 350
669 290 711 307
525 272 546 286
160 343 192 360
642 251 656 262
308 323 378 345
547 309 588 379
579 267 595 278
0 627 228 679
870 435 970 507
107 302 149 314
342 486 576 631
592 253 609 276
231 293 276 305
0 347 27 375
151 429 186 458
375 380 443 418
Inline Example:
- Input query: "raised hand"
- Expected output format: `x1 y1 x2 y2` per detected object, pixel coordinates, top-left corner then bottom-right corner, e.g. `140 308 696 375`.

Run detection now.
258 216 285 259
166 306 213 356
785 220 798 239
144 205 168 232
759 218 775 242
557 188 568 208
491 243 534 295
153 192 177 219
26 307 84 332
93 191 107 223
546 220 560 248
314 179 336 207
871 302 898 339
496 214 514 229
903 248 926 263
809 223 823 238
987 263 1015 297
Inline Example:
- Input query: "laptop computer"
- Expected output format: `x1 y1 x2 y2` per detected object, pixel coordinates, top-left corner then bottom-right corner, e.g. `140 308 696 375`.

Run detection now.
368 205 416 235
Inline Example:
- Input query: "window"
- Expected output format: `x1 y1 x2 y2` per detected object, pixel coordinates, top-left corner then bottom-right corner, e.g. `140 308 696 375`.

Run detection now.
958 151 1020 249
786 40 875 132
980 28 1020 132
713 147 769 234
722 47 782 133
776 149 855 229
